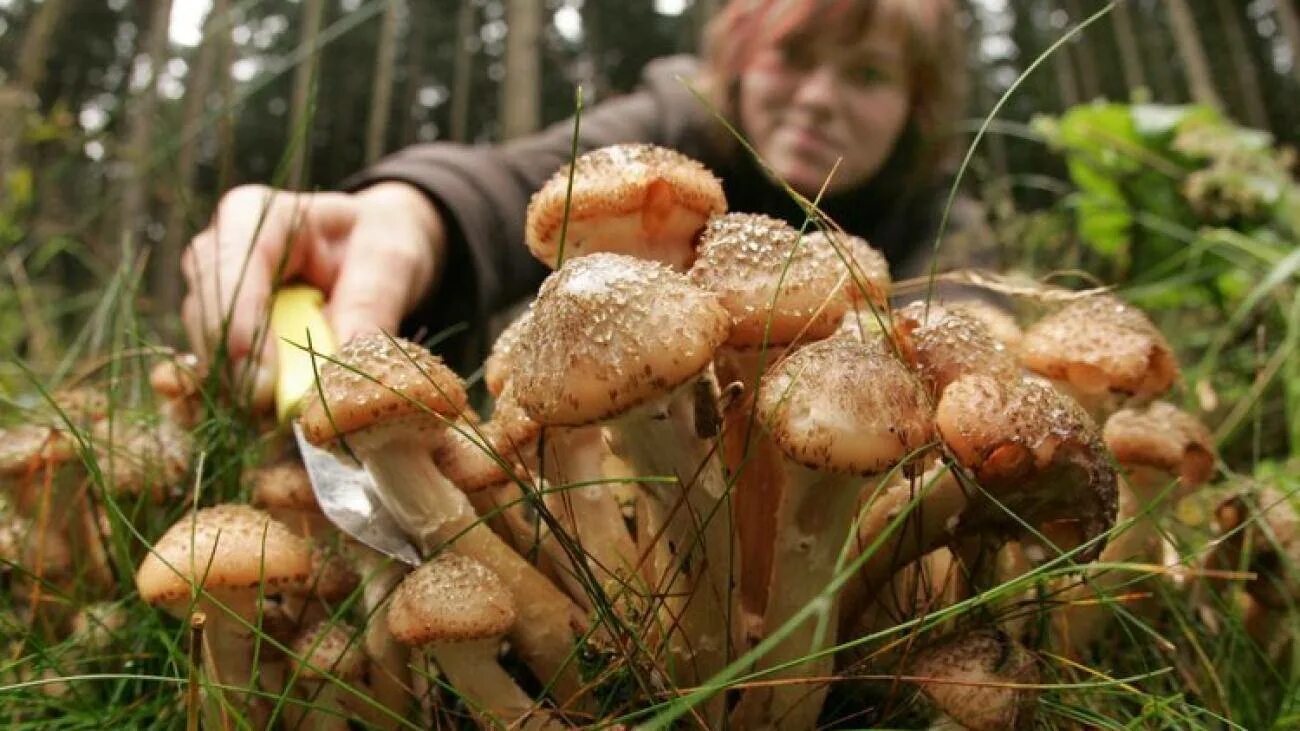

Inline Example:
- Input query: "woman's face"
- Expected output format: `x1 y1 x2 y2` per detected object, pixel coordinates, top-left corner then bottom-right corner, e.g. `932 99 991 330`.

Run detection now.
738 19 912 198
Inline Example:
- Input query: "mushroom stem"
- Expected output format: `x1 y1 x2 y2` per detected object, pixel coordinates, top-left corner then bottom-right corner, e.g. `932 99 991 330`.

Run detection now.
605 374 735 716
731 461 861 730
430 639 547 729
198 604 265 729
539 426 641 602
347 546 412 729
356 438 588 705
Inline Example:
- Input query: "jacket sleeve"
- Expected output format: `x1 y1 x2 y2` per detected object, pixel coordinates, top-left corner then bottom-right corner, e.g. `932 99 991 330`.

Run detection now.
343 56 707 370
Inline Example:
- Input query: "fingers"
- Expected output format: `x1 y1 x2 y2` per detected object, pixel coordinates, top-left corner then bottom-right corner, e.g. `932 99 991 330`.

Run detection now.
327 208 435 343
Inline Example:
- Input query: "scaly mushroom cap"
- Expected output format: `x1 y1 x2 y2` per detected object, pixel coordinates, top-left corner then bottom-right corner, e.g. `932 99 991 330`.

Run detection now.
298 334 469 445
1103 401 1215 495
47 387 110 426
0 495 72 577
950 300 1023 350
70 602 129 651
291 620 366 681
525 143 726 270
433 383 540 492
484 308 533 398
386 551 516 646
909 630 1039 731
514 252 730 426
801 230 890 306
92 418 191 500
893 302 1020 399
935 373 1117 560
1019 294 1177 404
135 505 314 616
689 213 852 347
759 334 933 475
303 546 361 603
251 462 320 513
0 425 74 478
150 353 204 400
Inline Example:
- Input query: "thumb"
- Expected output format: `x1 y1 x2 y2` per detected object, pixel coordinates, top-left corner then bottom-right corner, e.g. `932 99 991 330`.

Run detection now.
326 212 434 344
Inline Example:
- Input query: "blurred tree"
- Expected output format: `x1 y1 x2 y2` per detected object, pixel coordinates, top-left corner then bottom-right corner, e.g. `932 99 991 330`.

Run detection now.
1165 0 1223 111
287 0 324 189
1212 0 1268 129
119 0 174 257
366 0 401 163
501 0 540 138
448 0 477 143
1110 0 1147 97
15 0 65 92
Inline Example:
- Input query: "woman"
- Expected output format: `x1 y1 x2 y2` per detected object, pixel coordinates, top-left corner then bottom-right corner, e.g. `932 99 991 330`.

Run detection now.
181 0 975 375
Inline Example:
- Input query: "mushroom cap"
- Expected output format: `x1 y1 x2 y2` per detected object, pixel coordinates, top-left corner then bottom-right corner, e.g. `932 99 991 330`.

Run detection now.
1214 485 1300 609
688 213 853 347
514 252 730 426
1103 401 1215 492
92 418 191 500
935 373 1117 560
149 353 204 400
525 143 727 270
70 602 129 651
949 300 1023 350
484 308 534 398
801 230 890 306
433 383 540 492
298 334 469 445
303 545 361 603
893 302 1020 399
386 551 516 646
0 425 74 477
47 387 110 426
758 334 933 475
135 505 314 615
291 620 366 681
909 630 1039 731
250 461 320 512
1019 294 1177 402
0 495 72 577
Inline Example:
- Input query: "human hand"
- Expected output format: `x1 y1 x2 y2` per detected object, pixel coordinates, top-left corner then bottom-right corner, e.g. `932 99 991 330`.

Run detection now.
181 182 445 388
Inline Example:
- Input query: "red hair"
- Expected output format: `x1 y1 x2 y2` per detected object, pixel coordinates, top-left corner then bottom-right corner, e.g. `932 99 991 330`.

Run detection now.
703 0 967 187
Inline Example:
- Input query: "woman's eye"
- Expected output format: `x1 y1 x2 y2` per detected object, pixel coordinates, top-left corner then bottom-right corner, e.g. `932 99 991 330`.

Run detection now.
849 65 890 86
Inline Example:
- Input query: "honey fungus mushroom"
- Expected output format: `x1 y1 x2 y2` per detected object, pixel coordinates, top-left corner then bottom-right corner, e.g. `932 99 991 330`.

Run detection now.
297 334 588 704
525 143 727 270
512 252 735 723
388 552 565 730
134 505 313 726
732 332 933 730
908 629 1040 731
1019 293 1177 416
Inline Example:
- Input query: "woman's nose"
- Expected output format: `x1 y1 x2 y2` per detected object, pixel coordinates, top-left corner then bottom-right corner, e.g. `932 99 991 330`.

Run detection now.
791 64 838 111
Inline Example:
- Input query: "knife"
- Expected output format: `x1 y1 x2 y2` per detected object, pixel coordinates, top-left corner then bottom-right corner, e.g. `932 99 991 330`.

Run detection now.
270 285 422 566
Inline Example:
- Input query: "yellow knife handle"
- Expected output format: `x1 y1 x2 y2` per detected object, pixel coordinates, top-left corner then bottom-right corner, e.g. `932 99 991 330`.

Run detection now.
270 285 338 422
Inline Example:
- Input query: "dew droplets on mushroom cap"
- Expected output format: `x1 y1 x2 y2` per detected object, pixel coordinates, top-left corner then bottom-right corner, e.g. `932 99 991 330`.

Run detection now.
1019 293 1178 399
292 620 365 680
909 629 1039 731
893 301 1020 398
387 551 516 646
1103 400 1215 488
514 252 730 426
298 334 469 445
758 333 933 475
689 213 856 347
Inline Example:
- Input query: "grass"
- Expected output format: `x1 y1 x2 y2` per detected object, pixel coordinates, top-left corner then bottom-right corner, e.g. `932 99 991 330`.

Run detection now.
3 3 1300 730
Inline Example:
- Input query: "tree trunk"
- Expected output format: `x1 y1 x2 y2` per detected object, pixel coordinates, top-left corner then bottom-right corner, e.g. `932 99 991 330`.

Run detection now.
119 0 175 253
500 0 541 140
1164 0 1223 111
399 0 429 145
1213 0 1269 129
1276 0 1300 87
1062 0 1101 101
1052 19 1081 110
449 0 476 143
155 2 222 330
365 0 401 163
1110 0 1147 98
15 0 67 94
213 0 236 187
287 0 326 189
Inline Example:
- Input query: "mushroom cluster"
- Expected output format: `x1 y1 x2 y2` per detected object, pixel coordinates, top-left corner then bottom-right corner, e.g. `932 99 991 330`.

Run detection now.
10 143 1268 730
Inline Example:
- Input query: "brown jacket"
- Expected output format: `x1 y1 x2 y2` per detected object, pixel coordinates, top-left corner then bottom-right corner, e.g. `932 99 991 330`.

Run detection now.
347 56 991 371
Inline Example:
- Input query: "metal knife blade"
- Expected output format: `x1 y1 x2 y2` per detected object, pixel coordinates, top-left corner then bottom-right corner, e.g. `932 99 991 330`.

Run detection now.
293 423 421 566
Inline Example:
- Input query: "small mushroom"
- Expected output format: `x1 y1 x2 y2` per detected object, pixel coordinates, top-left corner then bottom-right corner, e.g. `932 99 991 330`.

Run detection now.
731 333 933 730
1211 486 1300 612
150 352 205 427
250 460 330 539
288 620 379 731
0 492 73 610
134 505 313 727
525 143 727 271
908 629 1040 731
1019 294 1177 417
513 253 735 720
298 334 588 705
387 551 563 730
